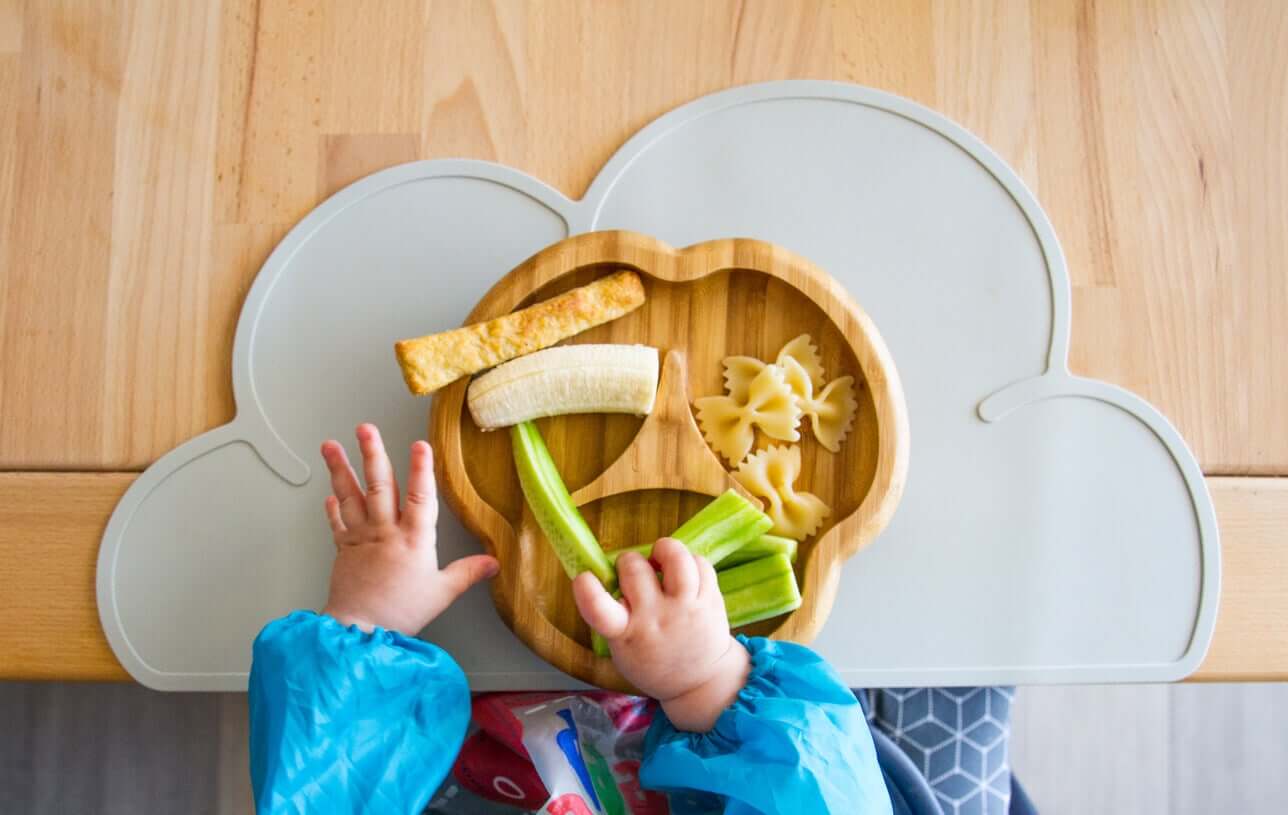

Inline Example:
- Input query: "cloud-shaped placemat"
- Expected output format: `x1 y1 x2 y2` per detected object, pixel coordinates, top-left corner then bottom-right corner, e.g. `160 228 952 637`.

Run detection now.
98 82 1217 690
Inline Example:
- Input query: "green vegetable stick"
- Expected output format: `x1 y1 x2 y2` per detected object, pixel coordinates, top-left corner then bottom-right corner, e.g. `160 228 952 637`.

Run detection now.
717 551 793 592
604 490 772 567
604 542 651 565
672 490 774 565
511 421 616 589
719 553 803 628
725 570 802 628
592 631 611 658
717 535 798 568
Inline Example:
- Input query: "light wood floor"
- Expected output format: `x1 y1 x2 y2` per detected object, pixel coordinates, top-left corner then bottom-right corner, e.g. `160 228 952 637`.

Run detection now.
1 683 1284 813
1012 684 1288 814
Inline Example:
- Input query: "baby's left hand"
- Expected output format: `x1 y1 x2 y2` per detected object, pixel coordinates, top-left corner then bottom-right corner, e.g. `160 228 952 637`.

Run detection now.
320 423 499 636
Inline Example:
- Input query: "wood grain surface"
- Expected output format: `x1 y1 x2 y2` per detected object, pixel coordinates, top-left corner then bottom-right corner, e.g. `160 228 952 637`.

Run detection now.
0 474 131 681
567 351 758 508
0 1 1283 679
431 232 908 690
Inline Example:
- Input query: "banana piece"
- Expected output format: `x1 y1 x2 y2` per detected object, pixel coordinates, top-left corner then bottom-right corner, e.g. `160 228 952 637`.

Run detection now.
468 344 660 430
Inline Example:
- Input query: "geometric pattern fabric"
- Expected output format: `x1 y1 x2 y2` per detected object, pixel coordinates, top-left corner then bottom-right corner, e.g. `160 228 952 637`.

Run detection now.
867 687 1016 815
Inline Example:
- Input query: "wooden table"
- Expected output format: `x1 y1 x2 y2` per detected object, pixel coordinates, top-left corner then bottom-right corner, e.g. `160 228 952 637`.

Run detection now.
1 1 1284 682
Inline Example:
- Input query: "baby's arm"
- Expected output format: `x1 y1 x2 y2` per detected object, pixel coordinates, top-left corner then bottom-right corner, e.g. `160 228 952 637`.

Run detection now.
574 539 893 814
249 424 498 815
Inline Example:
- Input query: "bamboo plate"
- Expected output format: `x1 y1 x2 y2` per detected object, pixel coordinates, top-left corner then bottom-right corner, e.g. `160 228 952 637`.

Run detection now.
432 230 909 690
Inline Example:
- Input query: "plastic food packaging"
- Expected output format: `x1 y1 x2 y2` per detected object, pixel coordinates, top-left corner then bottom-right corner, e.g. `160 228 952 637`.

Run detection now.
428 692 708 815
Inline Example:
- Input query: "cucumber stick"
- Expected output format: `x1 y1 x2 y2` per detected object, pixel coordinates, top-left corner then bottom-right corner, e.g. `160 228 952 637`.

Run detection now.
716 551 792 592
605 542 653 565
719 553 802 628
715 534 798 568
604 490 772 567
608 532 793 568
672 490 774 565
511 421 616 589
592 630 611 658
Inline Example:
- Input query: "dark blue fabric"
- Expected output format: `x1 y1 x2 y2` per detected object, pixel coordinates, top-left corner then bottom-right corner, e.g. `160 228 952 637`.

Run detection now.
640 635 892 814
249 611 471 814
1009 777 1038 815
870 724 945 815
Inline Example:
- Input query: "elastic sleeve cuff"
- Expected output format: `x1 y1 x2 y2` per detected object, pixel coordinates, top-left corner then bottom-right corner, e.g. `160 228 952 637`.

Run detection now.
640 635 891 815
250 611 470 814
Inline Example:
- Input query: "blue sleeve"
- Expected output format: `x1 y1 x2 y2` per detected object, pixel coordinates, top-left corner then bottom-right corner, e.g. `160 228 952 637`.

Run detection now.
249 611 470 815
639 635 892 815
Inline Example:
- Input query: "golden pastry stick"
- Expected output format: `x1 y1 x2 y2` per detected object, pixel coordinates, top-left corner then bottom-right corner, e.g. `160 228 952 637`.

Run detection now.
394 270 646 395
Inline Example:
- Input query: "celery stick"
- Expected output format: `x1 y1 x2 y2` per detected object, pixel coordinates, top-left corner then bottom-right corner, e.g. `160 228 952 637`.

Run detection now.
717 551 793 593
511 421 615 589
718 554 802 628
592 631 611 658
604 490 772 567
605 542 651 565
672 490 773 565
718 535 798 568
725 571 802 628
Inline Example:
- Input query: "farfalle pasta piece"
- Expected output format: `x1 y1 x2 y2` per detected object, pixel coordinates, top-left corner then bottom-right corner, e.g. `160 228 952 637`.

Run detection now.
722 335 824 401
776 334 825 390
779 357 858 453
733 445 831 540
721 355 768 403
695 364 802 464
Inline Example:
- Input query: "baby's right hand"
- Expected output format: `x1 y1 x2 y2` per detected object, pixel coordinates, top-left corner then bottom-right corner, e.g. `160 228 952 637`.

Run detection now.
572 537 751 732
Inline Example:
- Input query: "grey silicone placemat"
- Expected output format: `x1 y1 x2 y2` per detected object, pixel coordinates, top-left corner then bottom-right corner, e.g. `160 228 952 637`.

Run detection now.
98 81 1218 691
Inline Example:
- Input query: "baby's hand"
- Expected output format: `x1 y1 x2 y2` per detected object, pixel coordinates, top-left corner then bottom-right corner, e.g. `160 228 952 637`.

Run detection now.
573 537 750 732
320 423 499 636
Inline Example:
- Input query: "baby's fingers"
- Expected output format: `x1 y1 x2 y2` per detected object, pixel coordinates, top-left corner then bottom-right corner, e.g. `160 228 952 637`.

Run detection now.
321 440 366 528
356 424 398 524
323 495 346 538
439 554 501 605
573 573 629 640
616 551 661 614
696 554 719 598
654 537 698 598
402 441 439 535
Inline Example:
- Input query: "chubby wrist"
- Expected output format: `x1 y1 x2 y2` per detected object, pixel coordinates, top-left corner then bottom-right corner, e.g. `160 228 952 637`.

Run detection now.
659 638 751 733
321 604 377 633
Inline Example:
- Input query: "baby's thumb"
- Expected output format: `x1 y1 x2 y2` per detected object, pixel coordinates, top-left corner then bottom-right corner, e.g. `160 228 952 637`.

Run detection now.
572 572 629 640
439 555 500 602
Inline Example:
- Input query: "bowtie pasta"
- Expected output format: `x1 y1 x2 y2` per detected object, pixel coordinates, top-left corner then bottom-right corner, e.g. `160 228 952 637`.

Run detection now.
695 363 802 464
699 334 857 458
778 357 859 453
733 445 831 540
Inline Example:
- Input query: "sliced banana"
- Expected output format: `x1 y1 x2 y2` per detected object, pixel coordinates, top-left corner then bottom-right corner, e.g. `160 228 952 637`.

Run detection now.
467 344 660 430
